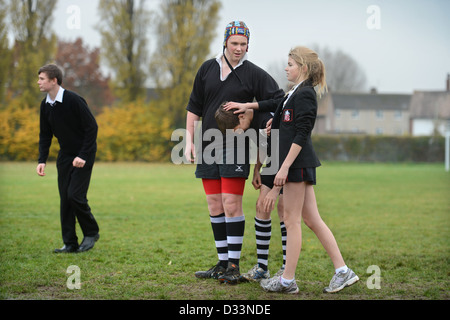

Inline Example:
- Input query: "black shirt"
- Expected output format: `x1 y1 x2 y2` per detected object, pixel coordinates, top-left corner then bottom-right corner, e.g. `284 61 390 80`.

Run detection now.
187 57 284 152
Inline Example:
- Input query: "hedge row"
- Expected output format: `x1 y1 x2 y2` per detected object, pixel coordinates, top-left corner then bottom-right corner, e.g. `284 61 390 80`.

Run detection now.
312 135 445 162
0 101 445 163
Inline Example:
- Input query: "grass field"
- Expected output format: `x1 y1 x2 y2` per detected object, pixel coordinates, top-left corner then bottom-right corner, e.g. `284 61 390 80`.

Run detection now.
0 161 449 301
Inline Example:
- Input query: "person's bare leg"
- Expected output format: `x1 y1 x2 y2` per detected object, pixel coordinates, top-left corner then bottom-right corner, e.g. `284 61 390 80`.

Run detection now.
301 184 345 269
281 182 306 280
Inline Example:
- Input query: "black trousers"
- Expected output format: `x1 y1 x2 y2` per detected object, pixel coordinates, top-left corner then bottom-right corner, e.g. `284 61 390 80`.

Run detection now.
57 154 99 246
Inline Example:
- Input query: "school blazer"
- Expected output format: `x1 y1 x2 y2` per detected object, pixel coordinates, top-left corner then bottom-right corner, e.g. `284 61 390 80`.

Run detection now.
259 80 321 169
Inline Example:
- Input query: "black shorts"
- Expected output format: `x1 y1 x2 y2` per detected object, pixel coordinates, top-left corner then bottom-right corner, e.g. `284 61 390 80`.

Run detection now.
260 173 283 194
195 162 250 180
261 167 316 187
286 167 317 185
260 167 278 190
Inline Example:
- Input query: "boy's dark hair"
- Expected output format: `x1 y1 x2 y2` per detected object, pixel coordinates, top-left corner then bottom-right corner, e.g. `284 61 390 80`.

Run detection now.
215 102 240 134
38 64 63 85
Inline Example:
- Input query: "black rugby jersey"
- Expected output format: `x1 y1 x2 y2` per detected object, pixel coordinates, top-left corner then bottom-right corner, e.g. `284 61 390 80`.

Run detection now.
187 57 284 152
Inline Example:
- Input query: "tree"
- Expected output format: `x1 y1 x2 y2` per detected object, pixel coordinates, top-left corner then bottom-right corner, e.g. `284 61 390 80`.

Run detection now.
266 60 290 91
312 45 367 93
0 1 11 107
267 45 368 93
8 0 58 107
56 38 115 114
96 100 173 161
150 0 221 128
97 0 151 103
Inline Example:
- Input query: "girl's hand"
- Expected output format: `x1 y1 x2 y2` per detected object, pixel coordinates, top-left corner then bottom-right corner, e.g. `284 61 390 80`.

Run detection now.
223 102 247 114
274 166 289 187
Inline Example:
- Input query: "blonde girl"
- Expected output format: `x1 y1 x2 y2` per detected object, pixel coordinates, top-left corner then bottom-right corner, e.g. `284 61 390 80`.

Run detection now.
224 46 358 293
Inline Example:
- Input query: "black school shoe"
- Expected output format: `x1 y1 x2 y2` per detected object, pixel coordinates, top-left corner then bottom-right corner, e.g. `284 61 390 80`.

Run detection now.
54 244 78 253
77 234 100 252
218 262 240 285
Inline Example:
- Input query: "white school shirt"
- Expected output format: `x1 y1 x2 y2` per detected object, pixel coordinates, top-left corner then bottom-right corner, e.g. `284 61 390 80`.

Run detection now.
46 86 65 105
283 81 304 109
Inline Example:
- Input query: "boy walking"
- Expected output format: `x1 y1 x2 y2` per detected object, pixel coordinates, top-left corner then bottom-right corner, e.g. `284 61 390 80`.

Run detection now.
37 64 100 253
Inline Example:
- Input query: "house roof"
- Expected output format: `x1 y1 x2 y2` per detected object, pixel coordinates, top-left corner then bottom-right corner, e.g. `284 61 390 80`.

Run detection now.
409 91 450 119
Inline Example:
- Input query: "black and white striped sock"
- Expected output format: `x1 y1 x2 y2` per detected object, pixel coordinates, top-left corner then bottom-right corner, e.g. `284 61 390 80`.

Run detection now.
225 215 245 266
280 221 287 269
210 213 228 268
255 217 271 271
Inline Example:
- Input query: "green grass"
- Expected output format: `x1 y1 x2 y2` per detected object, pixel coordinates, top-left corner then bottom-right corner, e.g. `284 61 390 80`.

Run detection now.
0 162 449 300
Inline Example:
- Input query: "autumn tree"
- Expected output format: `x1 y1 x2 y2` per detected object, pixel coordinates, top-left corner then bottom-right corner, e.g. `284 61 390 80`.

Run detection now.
97 0 151 103
7 0 58 107
56 38 115 114
0 0 59 161
150 0 221 128
96 100 173 162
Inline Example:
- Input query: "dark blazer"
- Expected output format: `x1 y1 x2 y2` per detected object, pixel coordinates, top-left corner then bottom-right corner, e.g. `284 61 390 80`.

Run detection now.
259 80 321 169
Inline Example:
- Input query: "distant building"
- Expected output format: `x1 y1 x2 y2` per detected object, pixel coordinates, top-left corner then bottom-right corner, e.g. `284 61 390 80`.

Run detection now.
409 76 450 136
315 74 450 136
316 89 411 136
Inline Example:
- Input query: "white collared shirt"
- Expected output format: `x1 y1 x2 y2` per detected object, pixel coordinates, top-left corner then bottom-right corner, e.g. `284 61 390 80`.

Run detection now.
46 86 65 105
215 52 248 81
283 81 304 109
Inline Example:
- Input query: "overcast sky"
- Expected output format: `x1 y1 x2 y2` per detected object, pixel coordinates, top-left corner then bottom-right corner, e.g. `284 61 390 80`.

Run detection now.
51 0 450 94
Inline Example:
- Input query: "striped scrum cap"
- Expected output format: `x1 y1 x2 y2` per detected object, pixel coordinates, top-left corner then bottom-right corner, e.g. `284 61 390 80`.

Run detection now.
223 21 250 50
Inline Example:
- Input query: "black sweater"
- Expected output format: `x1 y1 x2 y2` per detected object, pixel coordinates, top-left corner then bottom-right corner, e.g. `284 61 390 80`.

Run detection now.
38 90 98 165
187 58 284 151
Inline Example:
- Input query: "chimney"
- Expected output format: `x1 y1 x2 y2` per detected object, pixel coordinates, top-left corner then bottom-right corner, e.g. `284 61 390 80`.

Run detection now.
447 73 450 91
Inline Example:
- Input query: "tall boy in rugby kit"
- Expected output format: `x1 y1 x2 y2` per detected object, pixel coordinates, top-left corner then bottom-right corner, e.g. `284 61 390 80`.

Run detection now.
185 21 284 284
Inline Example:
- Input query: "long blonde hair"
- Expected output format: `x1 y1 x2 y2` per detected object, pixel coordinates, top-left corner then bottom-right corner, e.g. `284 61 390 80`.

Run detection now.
289 46 328 97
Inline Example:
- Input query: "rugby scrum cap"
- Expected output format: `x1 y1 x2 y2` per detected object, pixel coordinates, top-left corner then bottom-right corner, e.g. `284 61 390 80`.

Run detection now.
223 21 250 51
